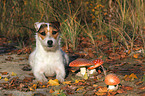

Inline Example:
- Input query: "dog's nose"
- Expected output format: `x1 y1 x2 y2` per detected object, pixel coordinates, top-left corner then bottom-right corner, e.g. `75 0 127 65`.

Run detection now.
47 40 53 47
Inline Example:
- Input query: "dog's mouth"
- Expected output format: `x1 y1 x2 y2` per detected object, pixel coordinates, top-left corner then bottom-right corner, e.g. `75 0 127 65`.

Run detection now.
47 45 53 47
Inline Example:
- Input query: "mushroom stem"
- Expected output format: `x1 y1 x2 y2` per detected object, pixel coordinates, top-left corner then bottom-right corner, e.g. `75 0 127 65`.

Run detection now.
107 84 119 91
100 65 106 76
80 67 86 76
89 69 96 74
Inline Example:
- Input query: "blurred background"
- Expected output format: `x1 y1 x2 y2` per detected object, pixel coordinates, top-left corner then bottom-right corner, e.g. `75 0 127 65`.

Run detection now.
0 0 145 59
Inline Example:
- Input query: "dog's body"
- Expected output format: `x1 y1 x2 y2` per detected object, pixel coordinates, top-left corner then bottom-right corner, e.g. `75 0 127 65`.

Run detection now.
29 22 69 83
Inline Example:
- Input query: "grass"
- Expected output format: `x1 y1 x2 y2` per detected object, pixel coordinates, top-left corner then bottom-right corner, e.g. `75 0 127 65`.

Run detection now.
0 0 144 56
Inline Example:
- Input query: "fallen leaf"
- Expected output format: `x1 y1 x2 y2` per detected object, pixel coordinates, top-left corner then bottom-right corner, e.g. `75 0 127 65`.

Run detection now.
93 84 98 87
117 89 126 93
133 53 140 58
95 92 106 95
135 81 143 85
32 84 37 89
129 73 138 80
1 72 8 75
48 79 60 86
137 91 145 96
28 86 34 91
122 86 133 90
75 79 84 83
109 53 120 60
11 72 17 76
49 88 54 93
4 77 9 81
98 87 108 93
76 87 84 91
138 85 145 90
128 50 131 54
23 77 34 82
63 81 72 85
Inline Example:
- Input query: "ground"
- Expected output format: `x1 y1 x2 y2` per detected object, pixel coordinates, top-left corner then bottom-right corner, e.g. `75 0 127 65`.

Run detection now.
0 51 144 96
0 37 145 96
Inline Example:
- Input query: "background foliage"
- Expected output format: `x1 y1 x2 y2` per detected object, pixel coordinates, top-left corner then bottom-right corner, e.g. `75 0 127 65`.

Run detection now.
0 0 145 57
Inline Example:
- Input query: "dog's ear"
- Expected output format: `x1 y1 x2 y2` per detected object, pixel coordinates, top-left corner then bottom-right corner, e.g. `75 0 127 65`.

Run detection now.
50 21 60 29
34 22 40 31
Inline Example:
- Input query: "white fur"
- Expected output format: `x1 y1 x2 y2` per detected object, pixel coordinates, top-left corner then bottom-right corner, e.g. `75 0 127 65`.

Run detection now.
29 22 69 83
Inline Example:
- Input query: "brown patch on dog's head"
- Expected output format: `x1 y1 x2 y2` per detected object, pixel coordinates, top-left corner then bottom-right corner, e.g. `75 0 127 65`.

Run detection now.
37 22 60 40
37 24 48 40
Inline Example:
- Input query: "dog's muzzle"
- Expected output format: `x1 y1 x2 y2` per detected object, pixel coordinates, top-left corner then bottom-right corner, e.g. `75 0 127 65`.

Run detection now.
47 40 53 47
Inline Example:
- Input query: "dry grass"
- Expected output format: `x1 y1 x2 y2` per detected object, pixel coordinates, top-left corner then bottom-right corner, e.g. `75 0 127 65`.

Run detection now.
0 0 144 55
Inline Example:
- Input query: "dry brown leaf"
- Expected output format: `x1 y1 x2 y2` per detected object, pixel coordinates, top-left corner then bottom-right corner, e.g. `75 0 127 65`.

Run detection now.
135 81 143 85
122 86 133 90
49 88 54 93
109 53 120 60
98 87 108 93
117 89 126 93
138 85 145 90
95 92 106 95
133 53 139 58
1 72 8 75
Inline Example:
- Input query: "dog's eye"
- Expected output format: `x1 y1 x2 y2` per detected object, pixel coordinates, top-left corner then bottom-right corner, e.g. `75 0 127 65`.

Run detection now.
52 31 57 35
40 31 46 36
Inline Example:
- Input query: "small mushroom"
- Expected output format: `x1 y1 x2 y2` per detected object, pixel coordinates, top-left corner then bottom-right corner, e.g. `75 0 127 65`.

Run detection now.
88 59 106 76
105 73 120 91
69 58 94 76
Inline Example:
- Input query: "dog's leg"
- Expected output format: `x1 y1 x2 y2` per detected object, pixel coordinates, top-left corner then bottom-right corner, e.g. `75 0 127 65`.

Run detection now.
33 69 48 82
55 65 65 83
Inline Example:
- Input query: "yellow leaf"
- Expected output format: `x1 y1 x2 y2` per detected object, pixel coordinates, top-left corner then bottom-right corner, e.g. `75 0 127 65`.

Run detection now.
0 76 1 79
83 72 88 80
75 79 84 83
48 79 60 86
63 81 72 85
29 86 34 91
129 73 138 80
11 72 17 76
4 77 9 81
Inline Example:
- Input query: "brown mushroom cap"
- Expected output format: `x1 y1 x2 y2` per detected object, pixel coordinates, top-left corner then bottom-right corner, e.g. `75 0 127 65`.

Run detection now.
88 59 104 69
105 73 120 85
69 58 94 67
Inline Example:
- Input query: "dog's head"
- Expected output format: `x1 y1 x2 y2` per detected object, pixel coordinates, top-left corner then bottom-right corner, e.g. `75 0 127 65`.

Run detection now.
34 21 60 51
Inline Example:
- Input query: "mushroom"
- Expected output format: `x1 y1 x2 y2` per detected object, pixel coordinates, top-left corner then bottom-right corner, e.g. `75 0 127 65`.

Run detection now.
88 59 106 76
69 58 94 76
105 73 120 91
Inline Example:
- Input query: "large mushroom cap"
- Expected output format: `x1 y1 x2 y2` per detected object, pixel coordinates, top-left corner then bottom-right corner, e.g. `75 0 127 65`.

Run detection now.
88 59 104 69
69 58 94 67
105 73 120 85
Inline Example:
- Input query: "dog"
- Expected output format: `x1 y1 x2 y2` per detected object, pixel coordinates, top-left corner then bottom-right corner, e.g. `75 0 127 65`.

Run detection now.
29 21 69 83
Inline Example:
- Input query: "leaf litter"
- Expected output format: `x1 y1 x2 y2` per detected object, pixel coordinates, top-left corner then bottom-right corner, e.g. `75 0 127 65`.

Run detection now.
0 36 145 95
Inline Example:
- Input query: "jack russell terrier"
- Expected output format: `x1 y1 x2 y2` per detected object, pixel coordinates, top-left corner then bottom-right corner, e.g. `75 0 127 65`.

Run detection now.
29 21 69 83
